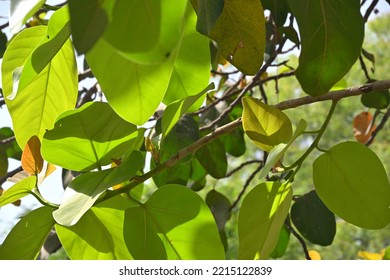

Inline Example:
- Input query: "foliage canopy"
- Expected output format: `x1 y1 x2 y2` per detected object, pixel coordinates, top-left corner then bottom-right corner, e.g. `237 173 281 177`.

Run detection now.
0 0 390 260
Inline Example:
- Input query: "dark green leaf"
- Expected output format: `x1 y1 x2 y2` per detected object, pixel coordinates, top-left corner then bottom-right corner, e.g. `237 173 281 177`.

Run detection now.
220 125 246 157
261 0 290 27
0 127 22 160
195 138 227 179
42 102 140 172
0 31 7 58
0 206 54 259
269 224 290 258
288 0 364 96
206 190 231 230
123 184 225 259
361 88 390 109
0 152 8 177
291 190 336 246
313 141 390 229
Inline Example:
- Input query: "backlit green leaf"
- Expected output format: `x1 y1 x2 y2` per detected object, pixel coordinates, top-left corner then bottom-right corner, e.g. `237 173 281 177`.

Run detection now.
2 26 77 149
86 0 187 125
163 7 211 105
291 190 336 246
0 206 54 259
242 96 293 152
313 141 390 229
103 0 160 53
0 127 22 160
124 184 225 259
288 0 364 96
238 182 292 259
193 0 265 75
0 176 36 207
56 196 135 259
68 0 114 53
42 102 141 172
162 83 214 138
269 224 290 259
18 6 71 93
9 0 46 34
53 151 144 226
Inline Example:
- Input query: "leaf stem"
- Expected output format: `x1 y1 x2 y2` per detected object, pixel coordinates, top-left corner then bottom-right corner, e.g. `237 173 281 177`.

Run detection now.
30 188 59 209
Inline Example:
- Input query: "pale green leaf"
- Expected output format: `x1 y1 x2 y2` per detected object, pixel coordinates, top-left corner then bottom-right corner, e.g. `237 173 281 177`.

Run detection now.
2 26 77 149
313 141 390 229
242 96 293 152
9 0 46 34
0 206 54 259
56 196 135 259
0 176 36 207
42 102 141 172
124 184 225 259
53 151 144 226
238 182 292 259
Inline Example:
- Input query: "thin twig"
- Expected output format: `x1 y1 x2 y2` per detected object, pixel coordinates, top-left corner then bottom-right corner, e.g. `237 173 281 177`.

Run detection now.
0 21 9 30
0 166 23 186
366 107 390 146
364 0 379 22
0 136 15 145
225 160 262 178
285 221 311 260
359 55 371 81
78 69 93 82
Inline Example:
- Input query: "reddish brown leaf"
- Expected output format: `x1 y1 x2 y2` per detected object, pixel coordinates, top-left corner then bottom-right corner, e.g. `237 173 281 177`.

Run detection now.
353 111 376 144
21 135 44 175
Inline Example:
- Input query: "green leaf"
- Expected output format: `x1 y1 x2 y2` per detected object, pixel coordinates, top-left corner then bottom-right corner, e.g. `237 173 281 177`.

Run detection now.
153 115 199 187
261 0 290 27
86 1 187 125
258 119 307 179
53 151 144 226
42 102 141 172
193 0 266 75
242 96 293 152
162 83 214 138
68 0 114 54
9 0 46 34
123 184 225 259
0 127 22 160
18 6 71 93
0 31 7 58
195 138 227 179
361 84 390 109
102 0 160 53
2 26 77 149
288 0 364 96
0 152 8 177
206 190 231 230
238 182 292 259
0 176 36 207
313 141 390 229
269 224 290 259
0 206 54 259
291 190 336 246
56 196 135 260
163 7 211 105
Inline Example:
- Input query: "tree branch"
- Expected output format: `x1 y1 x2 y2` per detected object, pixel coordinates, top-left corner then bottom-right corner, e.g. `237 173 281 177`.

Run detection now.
0 136 15 145
285 221 311 260
364 0 379 22
366 107 390 146
0 166 23 186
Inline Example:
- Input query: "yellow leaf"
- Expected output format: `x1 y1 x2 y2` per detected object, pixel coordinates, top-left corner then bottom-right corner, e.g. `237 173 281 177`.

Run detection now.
21 135 44 175
358 250 384 260
308 250 321 260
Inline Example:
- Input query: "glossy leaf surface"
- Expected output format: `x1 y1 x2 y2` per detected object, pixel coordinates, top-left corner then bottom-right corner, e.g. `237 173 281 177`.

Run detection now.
238 182 292 259
288 0 364 96
42 102 140 172
313 141 390 229
123 184 225 259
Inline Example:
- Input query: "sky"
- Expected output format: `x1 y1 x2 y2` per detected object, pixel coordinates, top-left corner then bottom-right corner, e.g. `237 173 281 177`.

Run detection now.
0 0 390 243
